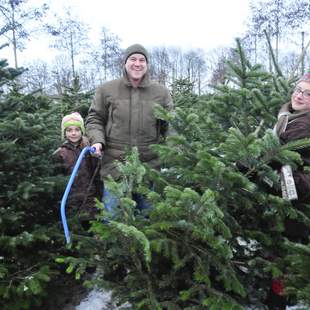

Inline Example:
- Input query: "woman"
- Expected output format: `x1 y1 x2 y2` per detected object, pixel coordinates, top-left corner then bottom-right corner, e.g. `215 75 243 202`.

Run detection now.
275 74 310 204
268 74 310 309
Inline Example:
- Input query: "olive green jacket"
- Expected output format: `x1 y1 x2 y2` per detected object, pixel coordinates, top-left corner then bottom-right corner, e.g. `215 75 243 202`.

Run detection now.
86 72 173 180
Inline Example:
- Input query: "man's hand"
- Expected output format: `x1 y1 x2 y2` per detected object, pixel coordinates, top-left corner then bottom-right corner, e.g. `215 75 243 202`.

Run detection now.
92 143 103 157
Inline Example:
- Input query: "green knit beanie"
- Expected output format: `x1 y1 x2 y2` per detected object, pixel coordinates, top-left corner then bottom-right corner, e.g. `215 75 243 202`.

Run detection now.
61 112 85 140
123 44 149 64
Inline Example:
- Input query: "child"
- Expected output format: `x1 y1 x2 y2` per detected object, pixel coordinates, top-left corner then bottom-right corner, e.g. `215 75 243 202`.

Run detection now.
53 112 102 226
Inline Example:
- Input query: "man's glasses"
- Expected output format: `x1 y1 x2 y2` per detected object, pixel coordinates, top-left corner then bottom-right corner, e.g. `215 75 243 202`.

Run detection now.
293 87 310 99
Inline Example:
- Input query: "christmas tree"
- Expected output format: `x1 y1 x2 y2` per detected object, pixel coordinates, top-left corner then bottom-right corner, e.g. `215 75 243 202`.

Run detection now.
0 59 91 309
62 40 309 308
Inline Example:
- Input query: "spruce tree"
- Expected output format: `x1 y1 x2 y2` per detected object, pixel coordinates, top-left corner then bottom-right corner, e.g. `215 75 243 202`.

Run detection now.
61 40 309 308
0 59 84 309
285 240 310 306
56 75 94 119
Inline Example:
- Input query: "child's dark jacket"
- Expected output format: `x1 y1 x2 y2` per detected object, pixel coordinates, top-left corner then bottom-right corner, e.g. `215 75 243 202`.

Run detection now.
53 136 101 217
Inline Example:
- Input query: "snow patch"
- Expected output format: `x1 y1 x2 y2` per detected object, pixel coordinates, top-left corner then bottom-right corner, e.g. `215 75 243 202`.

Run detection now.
76 289 114 310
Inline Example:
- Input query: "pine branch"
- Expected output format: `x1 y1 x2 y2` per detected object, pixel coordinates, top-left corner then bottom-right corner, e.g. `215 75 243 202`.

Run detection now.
264 29 283 77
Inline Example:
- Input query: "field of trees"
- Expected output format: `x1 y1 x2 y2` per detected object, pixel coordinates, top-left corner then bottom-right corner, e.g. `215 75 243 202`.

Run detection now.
1 0 309 94
0 0 309 309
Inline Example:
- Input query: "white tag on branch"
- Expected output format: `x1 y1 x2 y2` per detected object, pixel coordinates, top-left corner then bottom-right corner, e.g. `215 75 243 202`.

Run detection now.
281 165 298 201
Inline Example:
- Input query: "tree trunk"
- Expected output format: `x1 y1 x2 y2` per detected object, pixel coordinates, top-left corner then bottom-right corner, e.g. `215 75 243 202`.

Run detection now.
301 31 305 75
11 2 18 68
70 32 75 78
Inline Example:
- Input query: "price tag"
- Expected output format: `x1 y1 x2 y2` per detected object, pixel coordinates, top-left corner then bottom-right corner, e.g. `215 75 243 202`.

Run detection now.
281 165 298 201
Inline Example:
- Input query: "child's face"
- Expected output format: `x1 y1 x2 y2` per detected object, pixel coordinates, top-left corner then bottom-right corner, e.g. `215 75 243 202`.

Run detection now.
65 125 82 144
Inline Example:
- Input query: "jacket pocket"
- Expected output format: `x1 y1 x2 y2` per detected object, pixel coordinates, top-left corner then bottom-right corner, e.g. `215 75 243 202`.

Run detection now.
107 99 130 141
141 100 158 141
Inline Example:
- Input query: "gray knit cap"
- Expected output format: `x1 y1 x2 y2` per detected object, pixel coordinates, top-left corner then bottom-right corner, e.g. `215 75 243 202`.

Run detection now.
123 44 149 64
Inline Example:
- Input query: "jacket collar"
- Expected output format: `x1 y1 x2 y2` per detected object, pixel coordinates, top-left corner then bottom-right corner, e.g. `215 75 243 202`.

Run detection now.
62 136 88 149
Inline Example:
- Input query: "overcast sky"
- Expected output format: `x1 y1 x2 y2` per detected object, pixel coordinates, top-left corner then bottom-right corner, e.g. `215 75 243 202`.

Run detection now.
63 0 249 48
65 0 250 49
3 0 251 66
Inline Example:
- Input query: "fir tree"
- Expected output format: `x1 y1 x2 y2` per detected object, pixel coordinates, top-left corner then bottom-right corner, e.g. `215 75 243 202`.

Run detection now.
285 240 310 306
55 75 94 119
62 40 310 308
0 59 87 309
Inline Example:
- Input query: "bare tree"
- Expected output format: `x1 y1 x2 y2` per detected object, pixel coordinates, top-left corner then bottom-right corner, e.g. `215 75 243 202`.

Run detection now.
184 49 206 95
51 55 73 95
47 9 90 79
149 47 171 85
279 51 299 76
246 0 310 69
0 0 48 68
78 68 98 92
206 47 235 86
86 26 122 82
167 47 185 82
20 59 53 93
148 46 209 92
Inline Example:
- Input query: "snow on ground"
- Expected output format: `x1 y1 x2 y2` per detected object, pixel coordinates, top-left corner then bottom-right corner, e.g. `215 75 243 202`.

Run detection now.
75 288 115 310
75 288 131 310
76 288 307 310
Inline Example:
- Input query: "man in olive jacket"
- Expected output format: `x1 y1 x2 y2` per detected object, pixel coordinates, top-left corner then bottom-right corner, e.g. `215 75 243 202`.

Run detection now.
86 44 173 211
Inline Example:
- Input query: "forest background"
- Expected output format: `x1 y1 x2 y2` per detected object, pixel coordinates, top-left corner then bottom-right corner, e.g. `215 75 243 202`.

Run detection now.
0 0 309 95
0 0 310 309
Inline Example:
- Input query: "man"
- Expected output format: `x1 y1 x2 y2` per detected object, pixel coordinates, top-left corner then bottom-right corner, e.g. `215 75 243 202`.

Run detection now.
86 43 173 211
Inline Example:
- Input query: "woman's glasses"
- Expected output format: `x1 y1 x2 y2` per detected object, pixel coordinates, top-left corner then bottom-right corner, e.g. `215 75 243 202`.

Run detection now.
293 87 310 99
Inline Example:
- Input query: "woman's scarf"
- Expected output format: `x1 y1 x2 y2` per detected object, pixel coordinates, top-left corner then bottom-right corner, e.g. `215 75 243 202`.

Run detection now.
274 102 310 137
